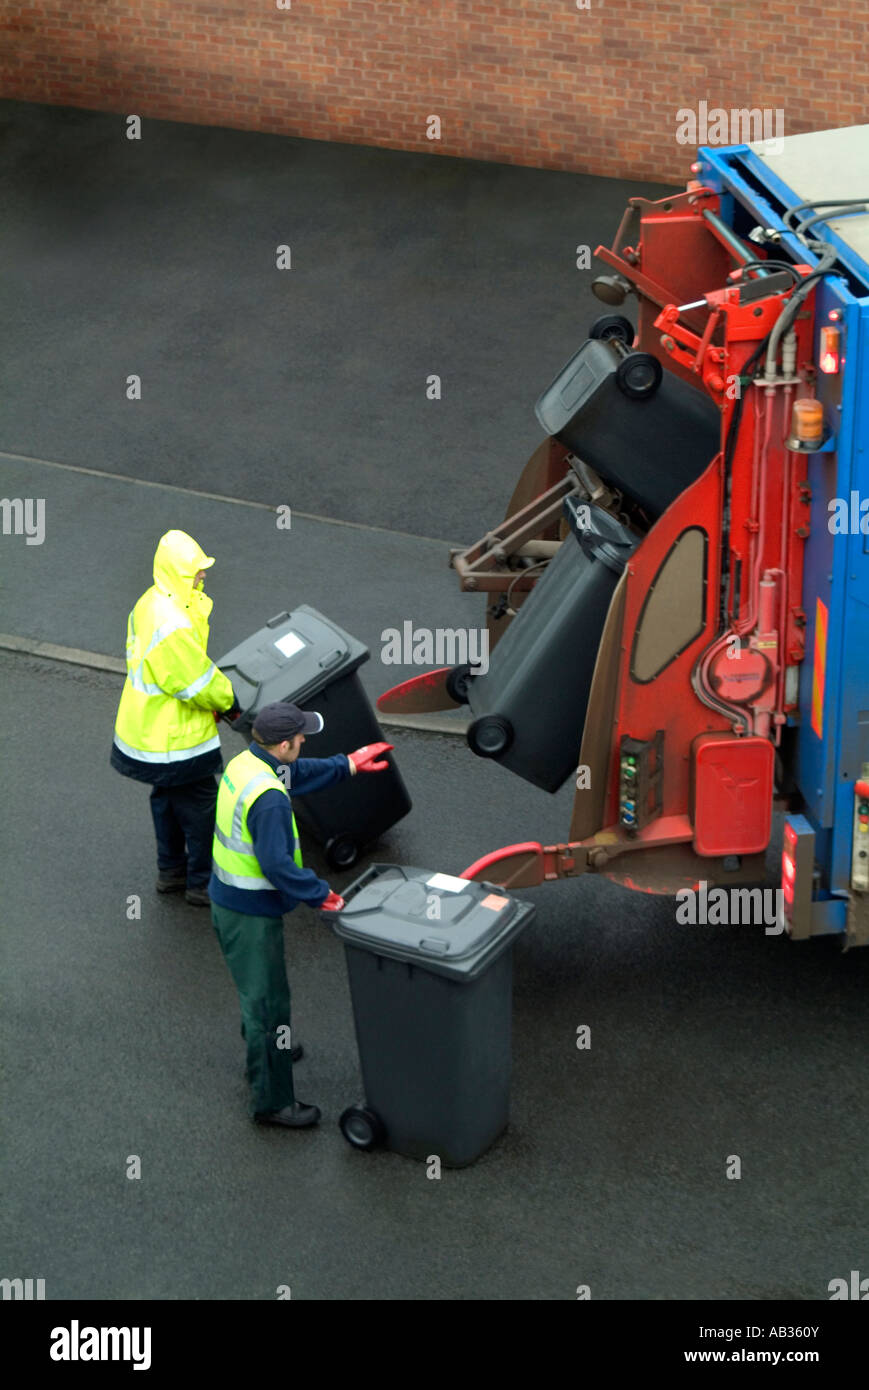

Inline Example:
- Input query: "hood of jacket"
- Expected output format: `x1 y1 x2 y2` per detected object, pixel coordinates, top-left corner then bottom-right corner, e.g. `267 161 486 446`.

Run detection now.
152 530 216 629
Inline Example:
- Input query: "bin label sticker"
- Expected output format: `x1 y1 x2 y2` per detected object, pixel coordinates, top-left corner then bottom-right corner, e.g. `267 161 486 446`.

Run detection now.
481 893 510 912
273 631 306 659
427 872 470 893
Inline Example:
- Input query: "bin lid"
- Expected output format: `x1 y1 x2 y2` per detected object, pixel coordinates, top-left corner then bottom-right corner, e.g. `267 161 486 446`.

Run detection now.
564 496 638 576
327 865 533 980
534 338 614 436
216 604 369 713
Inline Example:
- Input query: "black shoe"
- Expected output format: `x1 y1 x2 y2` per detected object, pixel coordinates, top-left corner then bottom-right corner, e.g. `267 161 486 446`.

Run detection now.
156 871 186 893
185 888 210 907
254 1102 321 1128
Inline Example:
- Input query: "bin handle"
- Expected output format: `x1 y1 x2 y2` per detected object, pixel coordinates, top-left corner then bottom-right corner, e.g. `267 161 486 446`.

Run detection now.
337 863 412 911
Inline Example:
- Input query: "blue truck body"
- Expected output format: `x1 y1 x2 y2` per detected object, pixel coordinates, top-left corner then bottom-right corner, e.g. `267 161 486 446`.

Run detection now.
698 129 869 937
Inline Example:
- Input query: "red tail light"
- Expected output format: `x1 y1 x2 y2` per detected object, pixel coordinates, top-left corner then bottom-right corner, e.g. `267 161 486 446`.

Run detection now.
819 325 840 374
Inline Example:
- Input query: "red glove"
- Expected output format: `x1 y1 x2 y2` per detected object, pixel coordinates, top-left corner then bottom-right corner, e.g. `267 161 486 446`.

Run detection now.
320 892 345 912
348 742 394 773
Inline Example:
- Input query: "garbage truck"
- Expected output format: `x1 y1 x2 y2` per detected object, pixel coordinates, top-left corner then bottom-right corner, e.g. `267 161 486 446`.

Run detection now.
378 123 869 949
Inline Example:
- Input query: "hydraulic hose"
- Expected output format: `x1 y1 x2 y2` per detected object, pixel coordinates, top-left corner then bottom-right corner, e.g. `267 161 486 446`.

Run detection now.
782 196 869 233
763 242 838 379
796 205 868 235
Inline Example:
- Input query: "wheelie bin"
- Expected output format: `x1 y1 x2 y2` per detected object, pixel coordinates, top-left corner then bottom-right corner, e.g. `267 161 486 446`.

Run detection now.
325 864 535 1167
463 496 638 792
535 331 720 519
217 606 411 868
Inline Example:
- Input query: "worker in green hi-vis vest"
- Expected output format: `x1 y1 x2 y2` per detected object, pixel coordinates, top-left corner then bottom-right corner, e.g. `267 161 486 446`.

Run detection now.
209 700 393 1130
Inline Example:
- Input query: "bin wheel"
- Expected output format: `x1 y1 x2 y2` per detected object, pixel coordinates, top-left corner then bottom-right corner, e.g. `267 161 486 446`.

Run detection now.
339 1105 385 1151
445 663 475 705
589 313 634 345
325 834 360 870
615 351 662 399
467 713 514 759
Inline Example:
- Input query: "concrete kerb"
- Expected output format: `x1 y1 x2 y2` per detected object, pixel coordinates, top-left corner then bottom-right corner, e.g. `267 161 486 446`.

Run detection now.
0 634 471 736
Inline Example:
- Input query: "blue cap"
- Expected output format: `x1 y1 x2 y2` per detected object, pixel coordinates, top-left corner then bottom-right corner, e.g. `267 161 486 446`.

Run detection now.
252 702 324 743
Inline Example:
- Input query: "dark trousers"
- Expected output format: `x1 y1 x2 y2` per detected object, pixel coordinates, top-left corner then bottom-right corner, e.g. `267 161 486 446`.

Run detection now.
210 903 296 1116
149 777 218 889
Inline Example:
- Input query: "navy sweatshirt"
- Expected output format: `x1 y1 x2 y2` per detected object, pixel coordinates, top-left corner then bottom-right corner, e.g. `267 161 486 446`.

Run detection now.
208 742 352 917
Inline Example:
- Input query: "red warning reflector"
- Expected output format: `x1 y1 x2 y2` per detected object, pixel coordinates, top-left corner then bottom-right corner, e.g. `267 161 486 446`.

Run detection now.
779 815 816 938
692 734 775 856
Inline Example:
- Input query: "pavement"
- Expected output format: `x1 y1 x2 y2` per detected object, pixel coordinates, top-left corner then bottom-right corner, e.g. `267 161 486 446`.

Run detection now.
3 101 869 1302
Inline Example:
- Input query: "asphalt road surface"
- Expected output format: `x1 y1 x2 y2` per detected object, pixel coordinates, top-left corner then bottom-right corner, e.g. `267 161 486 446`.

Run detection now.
4 648 869 1300
0 97 673 543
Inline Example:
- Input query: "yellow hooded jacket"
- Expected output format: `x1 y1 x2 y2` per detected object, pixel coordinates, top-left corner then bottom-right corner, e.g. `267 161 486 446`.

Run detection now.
111 531 235 782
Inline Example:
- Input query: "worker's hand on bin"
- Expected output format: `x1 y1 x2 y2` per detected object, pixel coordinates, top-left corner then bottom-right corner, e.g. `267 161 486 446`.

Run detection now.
320 892 345 912
347 742 394 774
216 690 243 724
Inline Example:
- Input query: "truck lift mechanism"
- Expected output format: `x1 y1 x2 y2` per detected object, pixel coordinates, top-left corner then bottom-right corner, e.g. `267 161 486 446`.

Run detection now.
379 127 869 948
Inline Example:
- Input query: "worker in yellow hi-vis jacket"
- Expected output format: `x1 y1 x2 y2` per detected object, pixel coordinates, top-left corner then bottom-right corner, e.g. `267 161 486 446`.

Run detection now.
111 530 240 906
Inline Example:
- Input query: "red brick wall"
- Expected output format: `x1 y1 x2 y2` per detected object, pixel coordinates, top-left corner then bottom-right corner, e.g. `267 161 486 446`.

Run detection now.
0 0 863 182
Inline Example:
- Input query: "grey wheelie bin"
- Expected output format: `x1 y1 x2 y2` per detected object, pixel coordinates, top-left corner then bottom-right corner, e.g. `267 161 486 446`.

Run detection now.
463 496 638 793
217 606 411 869
325 864 535 1167
535 333 720 520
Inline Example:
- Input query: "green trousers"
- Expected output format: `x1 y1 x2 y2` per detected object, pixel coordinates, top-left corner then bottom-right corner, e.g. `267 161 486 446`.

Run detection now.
210 903 295 1116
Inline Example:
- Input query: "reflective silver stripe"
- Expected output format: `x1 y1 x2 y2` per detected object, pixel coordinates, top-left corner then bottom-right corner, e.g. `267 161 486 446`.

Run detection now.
127 615 218 703
173 662 217 701
113 732 221 763
143 618 189 657
211 862 275 891
213 824 257 855
230 773 287 840
128 617 192 696
128 669 164 696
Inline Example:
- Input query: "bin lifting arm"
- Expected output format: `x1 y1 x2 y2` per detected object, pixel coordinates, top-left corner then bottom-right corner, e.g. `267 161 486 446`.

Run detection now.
461 841 589 889
653 302 726 397
461 817 697 888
